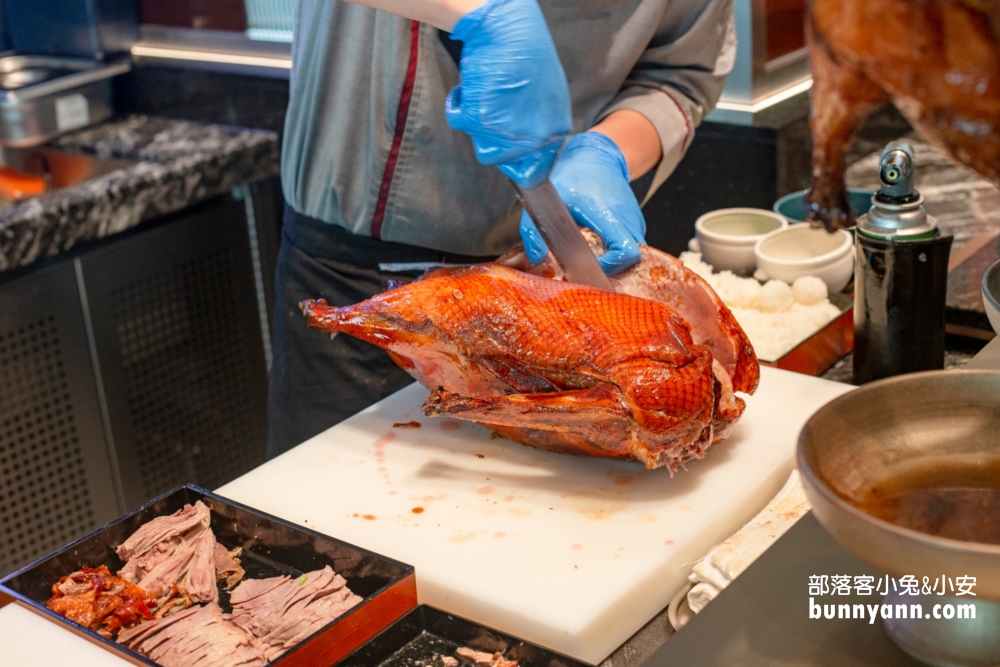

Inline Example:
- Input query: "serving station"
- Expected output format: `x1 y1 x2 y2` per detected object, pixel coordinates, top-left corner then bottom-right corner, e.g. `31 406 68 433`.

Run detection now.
1 365 851 666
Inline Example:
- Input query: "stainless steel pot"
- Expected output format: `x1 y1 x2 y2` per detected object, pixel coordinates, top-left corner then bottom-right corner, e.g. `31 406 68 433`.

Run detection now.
798 370 1000 666
983 259 1000 336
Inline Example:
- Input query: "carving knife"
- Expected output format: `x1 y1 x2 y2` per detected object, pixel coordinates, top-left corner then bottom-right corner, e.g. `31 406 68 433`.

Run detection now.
510 179 614 291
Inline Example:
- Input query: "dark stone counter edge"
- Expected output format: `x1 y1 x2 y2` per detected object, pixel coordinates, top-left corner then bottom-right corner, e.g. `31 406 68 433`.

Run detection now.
0 136 279 273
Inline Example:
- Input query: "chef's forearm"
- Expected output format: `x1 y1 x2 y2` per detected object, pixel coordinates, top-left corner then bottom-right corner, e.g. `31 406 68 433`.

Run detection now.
591 110 663 181
344 0 486 30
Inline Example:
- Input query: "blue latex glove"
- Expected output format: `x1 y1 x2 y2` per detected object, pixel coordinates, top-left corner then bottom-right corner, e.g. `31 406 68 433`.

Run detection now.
520 132 647 275
446 0 571 188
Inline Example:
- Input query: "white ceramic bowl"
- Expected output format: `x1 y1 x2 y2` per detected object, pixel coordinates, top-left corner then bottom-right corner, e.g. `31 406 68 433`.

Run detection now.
694 208 788 275
753 225 854 292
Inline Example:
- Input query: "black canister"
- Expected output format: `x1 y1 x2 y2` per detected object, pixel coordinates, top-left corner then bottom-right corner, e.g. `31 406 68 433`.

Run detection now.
853 142 953 384
854 233 953 384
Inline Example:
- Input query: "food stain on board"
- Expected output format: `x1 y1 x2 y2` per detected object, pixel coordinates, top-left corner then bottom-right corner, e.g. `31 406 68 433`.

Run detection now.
412 507 425 514
362 514 376 521
393 421 422 429
477 486 495 495
579 499 629 521
439 420 461 432
372 436 393 490
450 531 477 543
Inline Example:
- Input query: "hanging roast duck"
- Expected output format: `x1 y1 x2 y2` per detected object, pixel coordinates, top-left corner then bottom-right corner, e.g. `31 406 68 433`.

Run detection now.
807 0 1000 230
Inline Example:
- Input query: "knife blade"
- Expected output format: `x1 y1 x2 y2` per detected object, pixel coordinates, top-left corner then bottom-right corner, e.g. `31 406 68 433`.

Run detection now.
510 179 614 291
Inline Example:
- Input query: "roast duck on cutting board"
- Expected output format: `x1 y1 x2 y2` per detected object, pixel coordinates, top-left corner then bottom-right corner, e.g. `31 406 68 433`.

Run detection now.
808 0 1000 230
301 232 759 472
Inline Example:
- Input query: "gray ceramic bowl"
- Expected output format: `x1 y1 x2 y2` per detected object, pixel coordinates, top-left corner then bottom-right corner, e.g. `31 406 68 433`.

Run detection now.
983 258 1000 335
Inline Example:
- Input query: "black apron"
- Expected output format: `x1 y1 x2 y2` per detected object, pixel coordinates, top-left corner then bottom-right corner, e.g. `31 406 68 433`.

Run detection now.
267 206 495 458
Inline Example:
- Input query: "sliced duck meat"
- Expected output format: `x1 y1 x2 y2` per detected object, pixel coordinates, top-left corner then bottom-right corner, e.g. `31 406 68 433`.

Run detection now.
117 502 210 561
118 502 242 605
456 648 496 665
455 647 518 667
118 603 266 667
183 528 220 603
120 539 179 582
136 538 197 599
117 604 199 646
229 565 362 660
214 544 245 589
228 576 287 610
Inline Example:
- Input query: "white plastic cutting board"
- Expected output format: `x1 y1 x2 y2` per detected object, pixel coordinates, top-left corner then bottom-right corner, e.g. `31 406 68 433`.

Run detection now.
217 366 851 664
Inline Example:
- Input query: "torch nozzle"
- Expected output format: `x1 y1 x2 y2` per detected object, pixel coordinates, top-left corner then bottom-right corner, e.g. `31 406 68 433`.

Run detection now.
878 142 916 199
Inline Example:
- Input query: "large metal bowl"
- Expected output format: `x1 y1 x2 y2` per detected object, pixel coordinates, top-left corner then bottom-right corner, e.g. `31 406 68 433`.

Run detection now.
983 258 1000 335
798 370 1000 601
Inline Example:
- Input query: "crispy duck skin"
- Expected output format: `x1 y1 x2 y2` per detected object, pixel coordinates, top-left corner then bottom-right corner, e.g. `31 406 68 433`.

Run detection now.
497 231 759 396
807 0 1000 230
47 565 155 633
302 263 751 471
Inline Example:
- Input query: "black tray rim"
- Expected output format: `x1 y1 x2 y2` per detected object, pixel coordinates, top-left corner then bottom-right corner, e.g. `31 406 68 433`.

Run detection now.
0 482 417 666
342 604 590 667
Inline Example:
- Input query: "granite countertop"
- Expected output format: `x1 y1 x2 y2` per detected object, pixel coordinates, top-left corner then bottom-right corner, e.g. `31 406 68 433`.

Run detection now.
0 115 280 273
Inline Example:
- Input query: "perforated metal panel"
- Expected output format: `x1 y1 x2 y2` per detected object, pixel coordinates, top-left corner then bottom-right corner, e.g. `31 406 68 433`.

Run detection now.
82 197 268 508
0 265 119 577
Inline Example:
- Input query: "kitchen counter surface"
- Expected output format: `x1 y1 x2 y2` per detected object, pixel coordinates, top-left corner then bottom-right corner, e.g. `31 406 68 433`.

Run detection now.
0 115 279 273
639 513 924 667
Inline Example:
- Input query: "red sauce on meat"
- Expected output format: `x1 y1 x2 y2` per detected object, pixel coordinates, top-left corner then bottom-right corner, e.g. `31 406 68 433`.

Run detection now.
47 565 155 633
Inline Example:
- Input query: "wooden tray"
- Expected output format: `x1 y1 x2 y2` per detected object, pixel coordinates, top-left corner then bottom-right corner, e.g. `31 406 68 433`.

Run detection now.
0 484 417 667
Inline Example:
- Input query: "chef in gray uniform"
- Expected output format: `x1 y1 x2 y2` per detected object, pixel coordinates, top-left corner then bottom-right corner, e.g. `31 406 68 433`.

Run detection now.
269 0 736 458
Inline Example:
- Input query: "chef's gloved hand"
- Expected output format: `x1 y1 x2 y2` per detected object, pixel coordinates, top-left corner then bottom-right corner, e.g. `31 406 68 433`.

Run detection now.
520 132 646 275
446 0 571 188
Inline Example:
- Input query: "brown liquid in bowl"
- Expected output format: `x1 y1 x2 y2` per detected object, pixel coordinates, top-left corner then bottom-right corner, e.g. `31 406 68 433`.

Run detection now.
852 460 1000 545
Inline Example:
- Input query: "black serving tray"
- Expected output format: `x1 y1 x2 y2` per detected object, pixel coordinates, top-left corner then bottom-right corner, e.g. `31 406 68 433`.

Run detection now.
0 484 418 667
338 605 588 667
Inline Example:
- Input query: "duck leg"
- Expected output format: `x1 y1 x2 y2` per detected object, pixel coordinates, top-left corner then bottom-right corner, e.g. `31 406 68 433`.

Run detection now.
806 6 890 231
